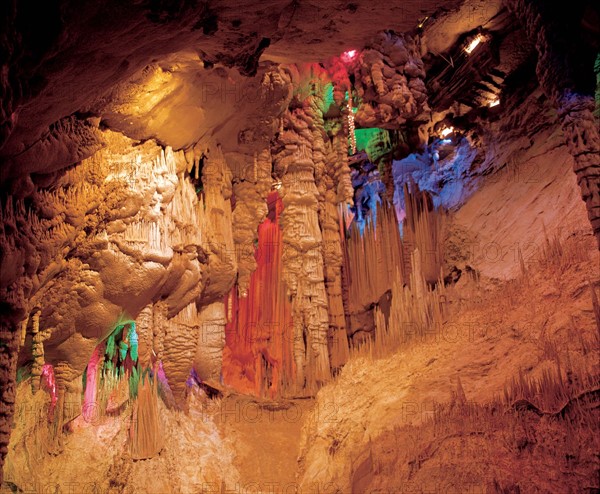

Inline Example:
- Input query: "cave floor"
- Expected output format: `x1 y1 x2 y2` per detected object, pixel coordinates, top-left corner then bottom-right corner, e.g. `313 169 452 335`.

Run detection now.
214 395 314 492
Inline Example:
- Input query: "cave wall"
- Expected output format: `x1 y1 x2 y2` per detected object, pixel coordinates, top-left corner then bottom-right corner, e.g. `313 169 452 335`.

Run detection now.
504 0 600 247
0 130 242 476
1 0 599 483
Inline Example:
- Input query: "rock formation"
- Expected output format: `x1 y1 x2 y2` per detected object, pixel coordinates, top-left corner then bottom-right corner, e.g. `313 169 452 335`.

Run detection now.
1 0 599 489
274 102 332 392
352 32 430 129
504 0 600 247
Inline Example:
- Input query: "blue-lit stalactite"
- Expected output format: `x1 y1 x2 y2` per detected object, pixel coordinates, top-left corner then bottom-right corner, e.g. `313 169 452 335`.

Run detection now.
347 128 393 235
350 161 386 235
346 131 477 238
392 135 478 226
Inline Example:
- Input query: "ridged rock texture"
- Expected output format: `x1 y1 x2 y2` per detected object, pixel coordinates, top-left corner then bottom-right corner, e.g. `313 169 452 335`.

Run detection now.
0 130 243 475
231 149 272 297
193 301 227 385
320 133 354 370
223 191 295 397
352 32 430 129
505 0 600 247
273 101 331 392
161 303 202 408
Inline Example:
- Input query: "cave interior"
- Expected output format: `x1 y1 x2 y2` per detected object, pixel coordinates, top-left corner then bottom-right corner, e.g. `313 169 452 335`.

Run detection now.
1 0 599 492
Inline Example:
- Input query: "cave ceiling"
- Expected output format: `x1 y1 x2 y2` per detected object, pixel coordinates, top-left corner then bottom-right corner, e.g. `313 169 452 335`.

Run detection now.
0 0 494 180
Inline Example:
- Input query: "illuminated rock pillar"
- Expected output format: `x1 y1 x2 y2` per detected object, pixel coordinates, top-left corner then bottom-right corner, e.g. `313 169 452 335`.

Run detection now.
274 102 331 392
161 303 201 408
223 192 294 397
232 148 272 296
0 320 18 482
315 118 353 370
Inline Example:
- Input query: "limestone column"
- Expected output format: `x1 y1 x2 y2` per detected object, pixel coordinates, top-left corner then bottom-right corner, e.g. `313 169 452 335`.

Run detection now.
275 106 331 393
194 301 226 384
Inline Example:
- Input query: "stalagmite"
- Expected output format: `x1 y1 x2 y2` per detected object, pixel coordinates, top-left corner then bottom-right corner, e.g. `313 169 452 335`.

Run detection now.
161 302 202 408
0 321 18 482
366 248 446 358
232 148 272 296
152 302 168 362
200 145 237 301
2 6 599 489
18 316 28 349
346 202 405 315
82 345 104 423
49 362 78 453
135 304 154 368
320 130 353 368
30 310 43 394
402 183 445 285
129 370 163 460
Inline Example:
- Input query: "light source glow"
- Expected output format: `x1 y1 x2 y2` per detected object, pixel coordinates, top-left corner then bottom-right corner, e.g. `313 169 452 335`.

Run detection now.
440 127 454 138
464 35 485 54
489 98 500 107
341 50 358 63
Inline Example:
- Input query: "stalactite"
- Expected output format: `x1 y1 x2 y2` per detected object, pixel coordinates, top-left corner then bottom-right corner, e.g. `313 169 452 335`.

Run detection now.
504 0 600 247
223 191 295 398
135 304 154 368
0 135 216 476
200 145 237 302
402 183 445 285
30 310 43 393
347 95 357 154
353 247 446 360
353 32 429 128
332 134 355 206
274 101 332 393
152 302 168 362
232 148 272 296
18 316 28 348
0 320 18 483
346 201 405 315
318 125 353 369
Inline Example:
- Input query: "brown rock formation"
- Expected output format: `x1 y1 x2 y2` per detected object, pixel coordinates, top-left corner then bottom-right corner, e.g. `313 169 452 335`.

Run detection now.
161 303 202 408
353 32 430 129
321 135 353 369
194 301 227 384
505 0 600 247
273 102 331 392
